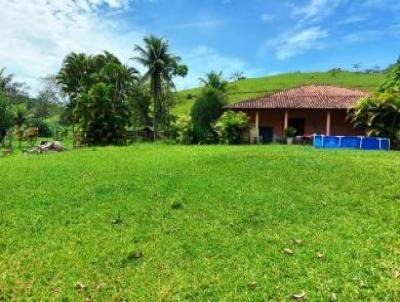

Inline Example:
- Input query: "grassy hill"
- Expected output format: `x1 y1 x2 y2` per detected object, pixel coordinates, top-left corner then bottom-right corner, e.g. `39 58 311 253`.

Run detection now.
174 71 385 114
1 145 399 301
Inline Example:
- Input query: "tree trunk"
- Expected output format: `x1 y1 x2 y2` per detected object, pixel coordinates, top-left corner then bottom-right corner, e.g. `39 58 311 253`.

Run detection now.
72 124 75 147
151 74 161 141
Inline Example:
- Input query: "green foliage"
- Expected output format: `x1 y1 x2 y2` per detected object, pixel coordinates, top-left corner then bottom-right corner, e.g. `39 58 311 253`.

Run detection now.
199 71 229 92
57 51 138 145
29 118 53 137
0 92 16 146
348 92 400 143
191 88 226 143
175 114 193 144
14 104 28 128
174 72 385 114
129 85 152 127
24 127 39 146
379 64 400 92
75 83 130 145
134 35 187 139
284 126 297 138
214 111 250 144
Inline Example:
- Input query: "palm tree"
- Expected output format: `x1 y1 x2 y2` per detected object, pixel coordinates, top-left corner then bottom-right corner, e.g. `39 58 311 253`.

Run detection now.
133 35 185 140
353 63 362 72
0 68 28 100
199 71 229 92
56 53 94 145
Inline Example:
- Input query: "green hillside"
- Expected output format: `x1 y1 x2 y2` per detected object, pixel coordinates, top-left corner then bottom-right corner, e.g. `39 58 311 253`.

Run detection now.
174 71 385 114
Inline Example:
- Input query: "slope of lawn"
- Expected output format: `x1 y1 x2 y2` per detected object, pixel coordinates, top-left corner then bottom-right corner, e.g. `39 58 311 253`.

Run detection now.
174 71 385 114
0 145 399 301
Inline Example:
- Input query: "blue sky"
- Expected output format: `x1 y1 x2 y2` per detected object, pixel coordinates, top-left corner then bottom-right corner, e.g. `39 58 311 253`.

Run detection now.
0 0 399 93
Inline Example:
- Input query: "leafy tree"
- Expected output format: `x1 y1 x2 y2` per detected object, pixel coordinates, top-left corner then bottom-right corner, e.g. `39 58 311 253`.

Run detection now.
191 88 226 143
199 71 229 92
0 68 29 102
175 114 193 144
57 53 95 143
353 63 362 72
348 92 400 144
14 104 28 147
230 72 246 81
134 35 187 140
75 83 130 145
379 64 400 93
129 85 152 128
0 92 16 147
214 111 250 144
57 51 139 145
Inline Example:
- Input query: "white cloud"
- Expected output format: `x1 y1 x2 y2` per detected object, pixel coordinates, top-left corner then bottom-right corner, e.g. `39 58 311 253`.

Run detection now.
290 0 343 25
0 0 142 93
264 27 329 60
343 30 382 43
175 46 264 89
337 15 370 25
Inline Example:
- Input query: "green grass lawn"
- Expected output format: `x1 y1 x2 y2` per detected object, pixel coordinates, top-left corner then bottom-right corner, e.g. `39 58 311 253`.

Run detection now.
1 145 399 301
174 72 386 114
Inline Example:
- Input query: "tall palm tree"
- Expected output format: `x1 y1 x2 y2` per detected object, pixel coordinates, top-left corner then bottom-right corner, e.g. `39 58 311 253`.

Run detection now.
199 71 229 93
133 35 184 140
56 53 94 145
0 68 28 100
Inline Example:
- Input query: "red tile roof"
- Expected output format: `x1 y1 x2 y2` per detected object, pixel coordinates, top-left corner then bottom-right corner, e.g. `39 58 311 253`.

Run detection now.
226 85 370 110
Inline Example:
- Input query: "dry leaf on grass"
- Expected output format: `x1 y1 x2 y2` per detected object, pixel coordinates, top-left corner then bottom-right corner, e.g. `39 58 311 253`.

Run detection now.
293 239 303 245
247 281 258 290
316 252 324 258
283 248 294 255
74 282 87 291
292 291 306 300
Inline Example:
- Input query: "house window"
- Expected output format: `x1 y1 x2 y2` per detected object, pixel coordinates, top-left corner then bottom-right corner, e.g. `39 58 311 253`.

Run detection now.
289 118 305 136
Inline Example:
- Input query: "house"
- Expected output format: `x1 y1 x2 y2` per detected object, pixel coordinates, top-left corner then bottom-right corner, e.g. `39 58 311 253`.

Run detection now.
225 85 370 143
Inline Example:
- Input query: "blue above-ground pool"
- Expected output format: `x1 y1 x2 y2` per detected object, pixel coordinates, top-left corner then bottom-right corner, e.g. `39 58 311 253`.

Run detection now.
313 135 390 150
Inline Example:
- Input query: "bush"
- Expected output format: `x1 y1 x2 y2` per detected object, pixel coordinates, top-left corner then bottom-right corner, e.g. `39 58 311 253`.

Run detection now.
191 88 226 143
24 127 39 146
30 119 53 137
175 115 193 144
348 92 400 146
214 111 250 144
284 127 297 138
51 124 68 141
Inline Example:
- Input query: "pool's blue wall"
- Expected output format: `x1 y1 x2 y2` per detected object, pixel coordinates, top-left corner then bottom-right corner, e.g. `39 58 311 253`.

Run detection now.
314 136 390 150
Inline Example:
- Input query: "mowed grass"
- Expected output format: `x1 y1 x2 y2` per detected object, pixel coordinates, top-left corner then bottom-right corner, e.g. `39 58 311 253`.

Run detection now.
174 72 385 114
0 145 399 301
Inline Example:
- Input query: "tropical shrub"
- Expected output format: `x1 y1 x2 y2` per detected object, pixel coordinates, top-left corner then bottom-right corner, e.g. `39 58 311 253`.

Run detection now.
284 126 297 138
191 88 226 143
199 72 229 93
0 92 16 147
214 111 250 144
24 127 39 146
348 92 400 145
379 64 400 93
175 114 193 144
75 83 130 145
30 119 53 137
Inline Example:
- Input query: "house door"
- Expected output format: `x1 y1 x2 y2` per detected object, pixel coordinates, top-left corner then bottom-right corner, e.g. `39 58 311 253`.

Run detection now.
289 118 305 136
259 127 273 143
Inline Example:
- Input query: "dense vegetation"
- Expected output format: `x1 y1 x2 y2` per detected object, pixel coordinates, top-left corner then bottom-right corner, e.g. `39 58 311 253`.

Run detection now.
174 71 386 114
0 145 399 301
349 64 400 147
0 41 399 148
